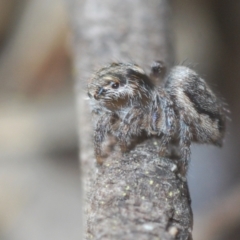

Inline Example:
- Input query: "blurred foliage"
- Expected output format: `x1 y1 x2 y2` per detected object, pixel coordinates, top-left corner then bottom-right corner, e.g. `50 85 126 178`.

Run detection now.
0 1 80 240
0 0 71 98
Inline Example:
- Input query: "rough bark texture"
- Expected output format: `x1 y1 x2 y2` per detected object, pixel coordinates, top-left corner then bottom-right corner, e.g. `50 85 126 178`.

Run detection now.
86 139 192 240
67 0 193 239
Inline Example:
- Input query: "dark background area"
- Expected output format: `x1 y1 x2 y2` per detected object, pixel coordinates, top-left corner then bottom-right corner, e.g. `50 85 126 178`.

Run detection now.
0 0 239 239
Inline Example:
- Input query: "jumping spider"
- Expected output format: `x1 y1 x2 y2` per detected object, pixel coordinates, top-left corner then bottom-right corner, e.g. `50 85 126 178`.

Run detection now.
87 62 227 174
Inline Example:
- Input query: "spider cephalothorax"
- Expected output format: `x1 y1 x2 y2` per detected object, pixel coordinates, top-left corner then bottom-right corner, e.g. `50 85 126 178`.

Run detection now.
88 63 155 112
87 62 227 175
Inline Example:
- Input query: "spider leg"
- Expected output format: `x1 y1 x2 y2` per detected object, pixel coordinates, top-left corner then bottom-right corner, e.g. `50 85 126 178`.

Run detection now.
150 60 166 83
179 120 192 175
152 92 176 157
117 108 143 152
94 113 115 163
160 107 176 156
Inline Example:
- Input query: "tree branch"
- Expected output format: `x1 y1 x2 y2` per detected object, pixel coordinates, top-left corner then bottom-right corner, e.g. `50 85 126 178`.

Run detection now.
67 0 193 239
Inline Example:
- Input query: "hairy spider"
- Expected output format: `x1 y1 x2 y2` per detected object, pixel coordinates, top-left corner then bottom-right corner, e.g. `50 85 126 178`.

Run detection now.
87 62 227 174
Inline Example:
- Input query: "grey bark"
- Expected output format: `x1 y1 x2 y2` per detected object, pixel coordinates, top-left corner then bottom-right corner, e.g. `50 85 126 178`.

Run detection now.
67 0 193 239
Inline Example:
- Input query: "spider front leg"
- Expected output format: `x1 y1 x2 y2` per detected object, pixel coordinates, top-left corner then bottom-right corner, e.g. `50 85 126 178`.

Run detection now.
179 120 192 175
117 108 144 152
94 113 116 164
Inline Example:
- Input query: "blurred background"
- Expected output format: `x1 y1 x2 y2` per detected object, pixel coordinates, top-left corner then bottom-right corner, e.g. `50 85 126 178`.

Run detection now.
0 0 239 239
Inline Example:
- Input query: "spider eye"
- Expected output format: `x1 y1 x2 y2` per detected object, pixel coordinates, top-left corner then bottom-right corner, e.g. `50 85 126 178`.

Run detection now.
110 82 119 89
